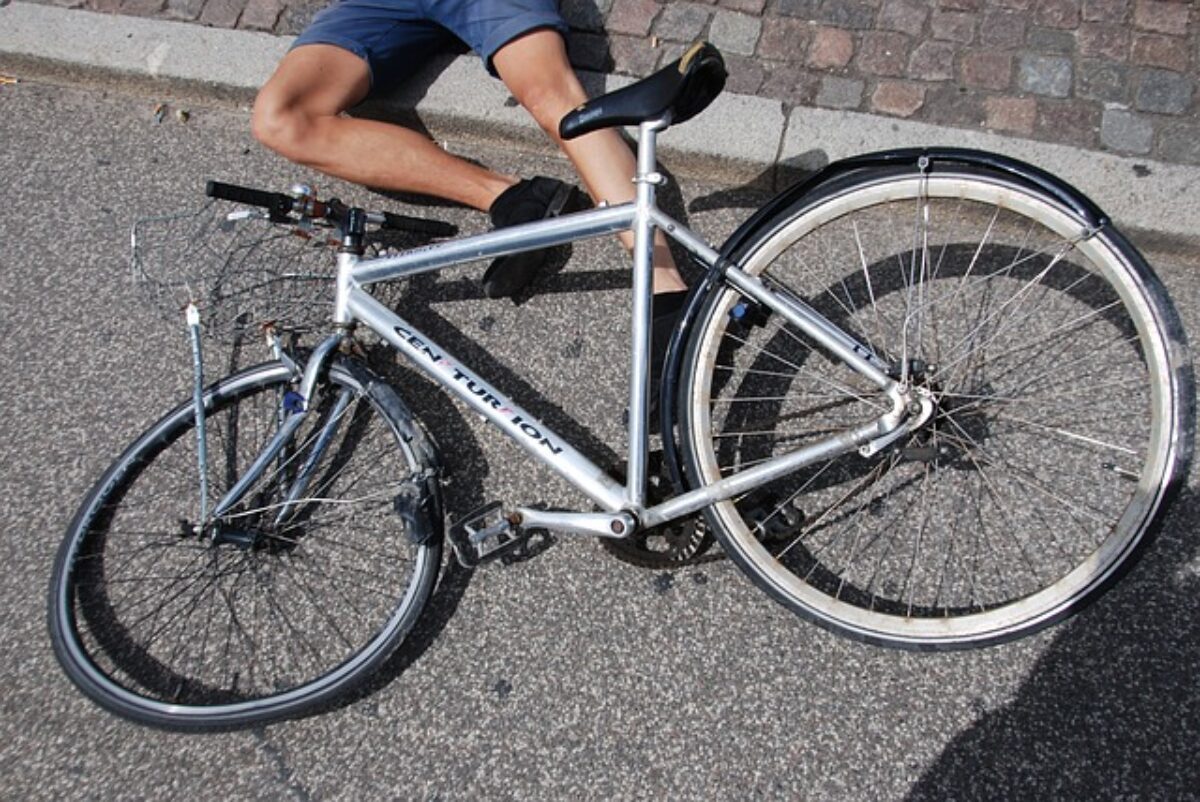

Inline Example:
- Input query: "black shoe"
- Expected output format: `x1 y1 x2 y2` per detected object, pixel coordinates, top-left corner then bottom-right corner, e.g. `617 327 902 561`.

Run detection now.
649 289 689 404
481 176 577 299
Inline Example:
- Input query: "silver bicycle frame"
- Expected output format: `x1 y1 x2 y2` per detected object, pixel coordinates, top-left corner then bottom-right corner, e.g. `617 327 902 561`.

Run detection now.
247 119 910 535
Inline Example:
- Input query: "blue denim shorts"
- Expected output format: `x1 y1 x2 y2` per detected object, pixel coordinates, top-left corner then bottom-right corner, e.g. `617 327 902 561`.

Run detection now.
292 0 569 87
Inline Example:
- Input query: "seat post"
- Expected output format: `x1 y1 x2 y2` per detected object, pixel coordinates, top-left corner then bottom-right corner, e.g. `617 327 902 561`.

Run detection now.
626 116 670 509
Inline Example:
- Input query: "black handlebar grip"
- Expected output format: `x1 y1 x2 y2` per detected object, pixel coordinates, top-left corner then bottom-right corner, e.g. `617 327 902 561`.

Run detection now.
381 211 459 238
205 181 294 218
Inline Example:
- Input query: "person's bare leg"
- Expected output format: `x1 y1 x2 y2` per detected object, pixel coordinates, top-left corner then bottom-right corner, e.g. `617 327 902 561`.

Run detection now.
253 45 515 211
492 31 687 293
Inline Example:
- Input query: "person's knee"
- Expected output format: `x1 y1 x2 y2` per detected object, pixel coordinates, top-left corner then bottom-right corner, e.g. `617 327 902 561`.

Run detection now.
515 78 586 141
251 91 313 162
251 91 297 154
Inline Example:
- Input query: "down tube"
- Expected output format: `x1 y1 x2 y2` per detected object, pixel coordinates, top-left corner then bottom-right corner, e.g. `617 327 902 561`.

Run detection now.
346 287 627 512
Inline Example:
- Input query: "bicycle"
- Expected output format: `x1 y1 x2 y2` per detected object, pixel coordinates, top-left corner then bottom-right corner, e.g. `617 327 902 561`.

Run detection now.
48 42 1194 730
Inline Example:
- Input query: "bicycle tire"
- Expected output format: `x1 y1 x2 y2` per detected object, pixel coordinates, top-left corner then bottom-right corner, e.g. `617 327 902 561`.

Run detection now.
680 165 1192 650
49 358 443 729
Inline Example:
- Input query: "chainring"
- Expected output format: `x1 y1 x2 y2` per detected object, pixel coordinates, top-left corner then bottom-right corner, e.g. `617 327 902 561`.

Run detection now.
600 450 718 569
600 514 716 568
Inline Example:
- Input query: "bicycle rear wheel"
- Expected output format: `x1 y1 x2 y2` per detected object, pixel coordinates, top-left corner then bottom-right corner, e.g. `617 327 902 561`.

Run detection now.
680 165 1191 649
49 358 442 729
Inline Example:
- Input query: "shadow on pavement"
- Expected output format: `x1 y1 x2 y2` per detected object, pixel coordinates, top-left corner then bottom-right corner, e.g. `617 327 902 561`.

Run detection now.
909 486 1200 800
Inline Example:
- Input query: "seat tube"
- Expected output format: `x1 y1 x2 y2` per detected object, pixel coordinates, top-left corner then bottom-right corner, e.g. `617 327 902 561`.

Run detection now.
627 118 668 508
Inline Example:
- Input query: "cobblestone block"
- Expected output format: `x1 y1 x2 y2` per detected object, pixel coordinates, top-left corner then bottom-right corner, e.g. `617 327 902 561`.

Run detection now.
1035 0 1081 29
931 10 977 43
879 0 928 36
759 62 819 104
985 95 1037 133
1078 23 1130 60
870 80 926 116
994 0 1034 8
275 0 317 34
940 0 984 10
816 75 865 108
162 0 203 21
758 17 811 60
1018 53 1073 95
923 85 986 126
654 2 710 42
1100 107 1155 152
118 0 164 16
1082 0 1129 22
908 41 957 81
1132 34 1190 71
960 49 1014 89
608 0 659 36
718 0 765 12
562 0 612 32
1134 67 1193 113
816 1 876 30
1159 121 1200 165
609 33 661 76
1035 98 1100 146
857 31 911 76
85 0 122 12
239 0 281 31
807 26 854 69
980 10 1026 48
198 0 243 27
708 10 760 55
776 0 821 18
1028 27 1077 54
1077 58 1131 100
722 53 766 93
1133 0 1189 35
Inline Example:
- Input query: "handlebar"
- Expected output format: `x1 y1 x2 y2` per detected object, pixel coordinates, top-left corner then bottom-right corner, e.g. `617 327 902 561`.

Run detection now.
204 180 459 238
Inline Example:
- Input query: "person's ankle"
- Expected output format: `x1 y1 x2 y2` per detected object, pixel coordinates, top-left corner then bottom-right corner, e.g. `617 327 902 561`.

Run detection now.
652 271 688 294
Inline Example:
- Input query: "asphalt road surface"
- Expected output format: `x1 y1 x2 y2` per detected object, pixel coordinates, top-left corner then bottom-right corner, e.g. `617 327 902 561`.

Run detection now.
1 79 1197 800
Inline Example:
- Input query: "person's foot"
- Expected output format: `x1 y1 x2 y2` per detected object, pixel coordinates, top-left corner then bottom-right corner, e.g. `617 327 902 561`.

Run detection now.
649 289 689 402
481 176 577 299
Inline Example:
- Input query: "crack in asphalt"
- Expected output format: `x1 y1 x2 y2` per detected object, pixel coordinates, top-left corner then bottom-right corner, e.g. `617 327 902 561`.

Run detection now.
253 726 313 802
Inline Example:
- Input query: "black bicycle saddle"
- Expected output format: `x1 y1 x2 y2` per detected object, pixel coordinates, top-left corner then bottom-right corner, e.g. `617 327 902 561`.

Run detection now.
559 41 727 140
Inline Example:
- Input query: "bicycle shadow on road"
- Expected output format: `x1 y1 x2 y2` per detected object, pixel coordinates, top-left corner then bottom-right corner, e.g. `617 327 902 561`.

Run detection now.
332 352 482 705
908 484 1200 800
685 151 829 215
330 269 637 706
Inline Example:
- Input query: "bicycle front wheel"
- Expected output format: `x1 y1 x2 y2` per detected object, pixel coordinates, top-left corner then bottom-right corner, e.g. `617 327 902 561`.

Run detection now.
680 165 1191 649
49 359 442 729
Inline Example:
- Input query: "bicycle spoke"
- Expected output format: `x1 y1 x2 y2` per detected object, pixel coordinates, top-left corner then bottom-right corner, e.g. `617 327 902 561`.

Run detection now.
683 171 1182 647
53 362 439 723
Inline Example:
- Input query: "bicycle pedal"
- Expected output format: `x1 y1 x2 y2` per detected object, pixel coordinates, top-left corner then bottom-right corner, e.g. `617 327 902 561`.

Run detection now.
448 502 528 568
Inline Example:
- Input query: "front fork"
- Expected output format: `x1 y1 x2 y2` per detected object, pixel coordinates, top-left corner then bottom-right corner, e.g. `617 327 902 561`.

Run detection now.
205 217 369 532
205 332 347 528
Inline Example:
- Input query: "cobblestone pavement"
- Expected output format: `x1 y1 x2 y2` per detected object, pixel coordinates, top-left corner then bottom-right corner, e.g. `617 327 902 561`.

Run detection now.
26 0 1200 166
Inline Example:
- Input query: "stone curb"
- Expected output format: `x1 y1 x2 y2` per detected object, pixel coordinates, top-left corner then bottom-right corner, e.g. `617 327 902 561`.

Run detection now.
2 1 1197 247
